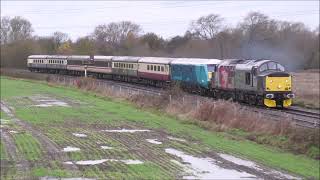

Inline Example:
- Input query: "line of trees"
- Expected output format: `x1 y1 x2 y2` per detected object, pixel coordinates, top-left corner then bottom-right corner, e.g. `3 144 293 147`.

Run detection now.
1 12 319 70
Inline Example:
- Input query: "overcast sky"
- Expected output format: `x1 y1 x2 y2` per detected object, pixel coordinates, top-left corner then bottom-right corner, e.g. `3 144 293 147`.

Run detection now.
1 1 319 41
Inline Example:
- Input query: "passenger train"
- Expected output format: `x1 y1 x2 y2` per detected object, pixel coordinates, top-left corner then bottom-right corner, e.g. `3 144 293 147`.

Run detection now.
27 55 294 108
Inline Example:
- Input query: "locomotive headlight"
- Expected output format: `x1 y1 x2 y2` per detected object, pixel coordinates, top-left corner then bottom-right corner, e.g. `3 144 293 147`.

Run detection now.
266 94 274 99
270 80 273 83
286 94 295 99
285 80 288 83
277 85 282 89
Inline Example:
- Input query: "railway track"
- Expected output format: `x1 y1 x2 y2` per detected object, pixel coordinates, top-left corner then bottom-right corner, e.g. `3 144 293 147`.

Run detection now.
2 69 319 129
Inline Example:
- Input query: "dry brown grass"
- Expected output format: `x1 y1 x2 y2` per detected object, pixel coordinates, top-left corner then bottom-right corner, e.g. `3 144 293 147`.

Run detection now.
293 70 320 109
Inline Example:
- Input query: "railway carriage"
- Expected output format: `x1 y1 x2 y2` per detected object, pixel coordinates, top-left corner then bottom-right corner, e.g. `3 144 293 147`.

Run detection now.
138 57 173 85
170 58 221 90
88 56 113 78
27 55 48 72
66 55 90 75
46 55 67 73
111 56 140 81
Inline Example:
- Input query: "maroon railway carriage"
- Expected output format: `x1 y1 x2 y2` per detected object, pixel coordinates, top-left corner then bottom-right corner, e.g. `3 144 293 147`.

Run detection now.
138 57 174 82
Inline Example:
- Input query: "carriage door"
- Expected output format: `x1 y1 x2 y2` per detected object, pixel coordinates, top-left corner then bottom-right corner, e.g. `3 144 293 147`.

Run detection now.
251 67 258 88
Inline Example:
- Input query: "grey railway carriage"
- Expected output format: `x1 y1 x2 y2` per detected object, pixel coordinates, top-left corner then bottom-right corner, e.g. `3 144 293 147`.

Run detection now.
111 56 140 81
214 59 293 107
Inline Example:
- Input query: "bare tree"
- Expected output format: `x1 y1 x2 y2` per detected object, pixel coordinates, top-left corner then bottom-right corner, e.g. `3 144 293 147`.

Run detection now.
189 14 225 58
53 31 69 50
93 21 141 45
189 14 224 40
1 16 11 44
141 33 165 51
9 16 33 42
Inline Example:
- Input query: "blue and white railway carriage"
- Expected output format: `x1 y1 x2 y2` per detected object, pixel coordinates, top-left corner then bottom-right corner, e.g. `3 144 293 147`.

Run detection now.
27 55 48 71
46 55 68 72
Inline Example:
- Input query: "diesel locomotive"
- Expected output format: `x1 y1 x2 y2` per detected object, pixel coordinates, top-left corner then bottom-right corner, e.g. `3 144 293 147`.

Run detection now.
27 55 294 108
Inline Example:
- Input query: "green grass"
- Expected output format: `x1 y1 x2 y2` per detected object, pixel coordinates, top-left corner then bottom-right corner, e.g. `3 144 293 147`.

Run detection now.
0 140 6 160
0 76 319 179
13 133 42 160
32 167 71 178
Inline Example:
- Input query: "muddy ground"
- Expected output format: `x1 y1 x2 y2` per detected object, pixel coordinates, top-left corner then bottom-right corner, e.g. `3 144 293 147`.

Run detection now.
0 93 301 180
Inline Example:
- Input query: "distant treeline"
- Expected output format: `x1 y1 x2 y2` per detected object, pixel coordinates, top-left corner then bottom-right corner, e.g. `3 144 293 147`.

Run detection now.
1 12 319 70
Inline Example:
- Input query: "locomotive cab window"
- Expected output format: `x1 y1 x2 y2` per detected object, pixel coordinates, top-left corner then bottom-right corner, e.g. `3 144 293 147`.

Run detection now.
259 63 268 72
268 62 277 70
277 64 285 71
245 72 251 85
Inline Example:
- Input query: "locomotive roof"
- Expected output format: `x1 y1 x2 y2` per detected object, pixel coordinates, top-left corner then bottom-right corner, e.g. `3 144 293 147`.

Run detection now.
46 55 69 59
28 55 48 59
112 56 141 62
139 57 175 64
220 59 274 70
171 58 221 65
94 56 113 61
67 55 90 60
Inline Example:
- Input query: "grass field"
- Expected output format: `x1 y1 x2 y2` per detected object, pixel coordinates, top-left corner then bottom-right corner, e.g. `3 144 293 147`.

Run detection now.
0 76 319 179
293 70 320 109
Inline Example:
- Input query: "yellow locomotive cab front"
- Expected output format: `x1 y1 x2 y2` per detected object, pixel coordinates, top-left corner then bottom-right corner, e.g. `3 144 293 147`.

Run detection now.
264 75 294 108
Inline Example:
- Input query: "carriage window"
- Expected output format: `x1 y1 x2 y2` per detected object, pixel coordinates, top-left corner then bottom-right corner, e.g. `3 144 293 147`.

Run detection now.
151 65 153 71
147 65 149 70
268 62 277 70
158 66 160 71
245 72 251 85
161 66 164 72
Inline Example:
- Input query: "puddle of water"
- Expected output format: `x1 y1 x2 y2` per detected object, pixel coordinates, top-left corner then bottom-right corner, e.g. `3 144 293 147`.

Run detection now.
34 101 70 107
101 146 113 150
146 139 162 145
218 153 300 179
219 154 256 168
168 136 186 142
120 160 143 165
101 128 150 133
63 161 74 165
64 159 143 166
166 148 256 179
32 97 70 107
76 159 108 165
9 130 18 134
63 146 81 152
72 133 87 137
